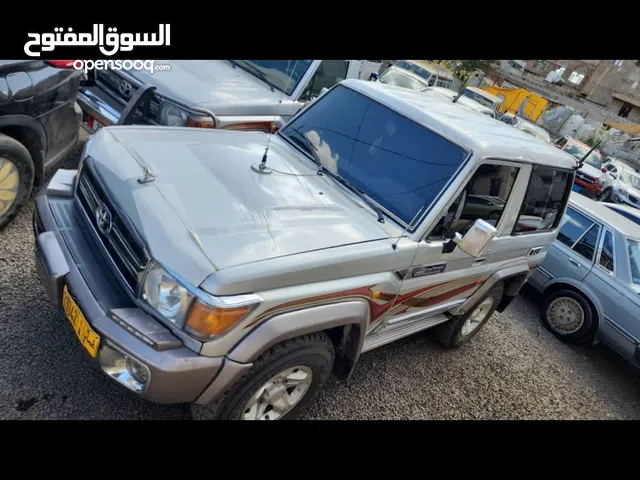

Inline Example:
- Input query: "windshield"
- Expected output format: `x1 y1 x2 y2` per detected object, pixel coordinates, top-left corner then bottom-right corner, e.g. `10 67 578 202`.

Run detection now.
278 85 470 226
619 168 640 189
629 239 640 286
394 60 434 81
461 89 495 108
564 144 601 169
519 123 551 142
229 60 312 96
379 70 428 91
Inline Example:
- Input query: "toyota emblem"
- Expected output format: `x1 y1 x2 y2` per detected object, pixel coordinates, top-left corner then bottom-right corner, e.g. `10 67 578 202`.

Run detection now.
119 80 133 98
95 203 113 235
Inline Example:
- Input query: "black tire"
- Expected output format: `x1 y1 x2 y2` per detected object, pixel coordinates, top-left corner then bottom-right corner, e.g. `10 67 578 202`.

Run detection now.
191 332 335 421
0 133 35 230
434 282 504 349
541 289 596 344
598 188 612 202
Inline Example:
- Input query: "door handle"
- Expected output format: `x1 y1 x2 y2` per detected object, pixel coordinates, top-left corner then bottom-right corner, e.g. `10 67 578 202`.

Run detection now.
568 258 581 267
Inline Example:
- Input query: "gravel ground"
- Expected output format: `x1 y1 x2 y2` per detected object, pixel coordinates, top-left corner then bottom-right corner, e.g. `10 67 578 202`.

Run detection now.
1 129 639 420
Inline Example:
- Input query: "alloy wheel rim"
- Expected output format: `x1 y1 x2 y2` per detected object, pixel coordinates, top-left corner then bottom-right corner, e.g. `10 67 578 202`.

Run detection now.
0 157 20 217
241 365 313 420
461 297 494 337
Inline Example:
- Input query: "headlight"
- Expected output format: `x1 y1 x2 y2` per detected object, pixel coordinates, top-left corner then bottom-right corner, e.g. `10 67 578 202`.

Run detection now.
141 261 262 339
159 102 215 128
141 262 194 327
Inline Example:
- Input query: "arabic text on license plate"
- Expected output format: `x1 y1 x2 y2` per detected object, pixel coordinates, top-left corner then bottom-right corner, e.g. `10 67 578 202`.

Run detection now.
62 285 101 358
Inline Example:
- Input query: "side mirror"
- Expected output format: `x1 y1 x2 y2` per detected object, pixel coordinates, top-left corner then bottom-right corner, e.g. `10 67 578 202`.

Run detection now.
443 218 497 257
369 72 379 81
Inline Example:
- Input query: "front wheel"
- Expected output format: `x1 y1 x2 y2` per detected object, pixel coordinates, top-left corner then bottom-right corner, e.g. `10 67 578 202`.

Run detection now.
0 133 35 229
598 188 612 202
434 282 504 349
191 332 335 421
541 289 595 344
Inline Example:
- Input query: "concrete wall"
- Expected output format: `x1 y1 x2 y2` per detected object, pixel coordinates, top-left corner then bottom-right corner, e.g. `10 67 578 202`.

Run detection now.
582 60 640 108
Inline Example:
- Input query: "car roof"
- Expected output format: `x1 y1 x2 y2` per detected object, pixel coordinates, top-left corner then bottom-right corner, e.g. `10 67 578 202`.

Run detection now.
343 79 577 169
403 60 454 78
464 86 503 103
569 193 640 238
602 202 640 218
384 66 429 85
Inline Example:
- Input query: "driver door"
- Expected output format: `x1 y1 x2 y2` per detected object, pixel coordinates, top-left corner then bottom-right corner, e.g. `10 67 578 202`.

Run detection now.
377 160 523 327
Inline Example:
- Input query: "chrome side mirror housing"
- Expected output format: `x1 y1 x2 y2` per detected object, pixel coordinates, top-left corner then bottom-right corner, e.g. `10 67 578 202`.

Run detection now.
453 218 497 258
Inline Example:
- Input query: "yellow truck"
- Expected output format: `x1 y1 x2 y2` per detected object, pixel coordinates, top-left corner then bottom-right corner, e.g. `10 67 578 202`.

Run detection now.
481 86 550 122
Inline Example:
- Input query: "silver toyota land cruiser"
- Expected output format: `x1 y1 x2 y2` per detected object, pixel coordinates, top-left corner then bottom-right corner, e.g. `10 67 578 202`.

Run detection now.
33 79 577 420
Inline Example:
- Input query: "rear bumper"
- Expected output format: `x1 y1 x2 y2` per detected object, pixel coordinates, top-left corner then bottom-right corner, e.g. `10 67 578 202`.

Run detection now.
33 174 227 404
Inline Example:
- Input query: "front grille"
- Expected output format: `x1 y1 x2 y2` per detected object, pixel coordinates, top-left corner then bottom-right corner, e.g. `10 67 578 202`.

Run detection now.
74 163 150 293
577 172 597 184
97 70 161 119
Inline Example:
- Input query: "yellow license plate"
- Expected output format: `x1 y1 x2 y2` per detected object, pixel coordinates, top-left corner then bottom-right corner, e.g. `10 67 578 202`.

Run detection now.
62 285 101 358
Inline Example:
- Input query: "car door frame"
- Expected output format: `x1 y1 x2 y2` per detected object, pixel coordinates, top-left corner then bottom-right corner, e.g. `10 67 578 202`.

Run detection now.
543 205 603 284
369 156 530 332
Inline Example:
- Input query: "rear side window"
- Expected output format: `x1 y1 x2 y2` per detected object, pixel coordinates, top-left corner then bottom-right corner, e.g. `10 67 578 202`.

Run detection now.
514 166 573 234
280 85 470 227
599 230 615 272
557 207 600 261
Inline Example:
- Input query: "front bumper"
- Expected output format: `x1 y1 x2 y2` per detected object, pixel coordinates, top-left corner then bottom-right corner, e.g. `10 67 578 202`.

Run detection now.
573 178 601 197
33 173 227 404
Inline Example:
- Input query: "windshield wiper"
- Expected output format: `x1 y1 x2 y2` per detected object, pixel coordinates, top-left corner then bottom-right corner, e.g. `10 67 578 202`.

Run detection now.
288 127 323 171
229 61 275 92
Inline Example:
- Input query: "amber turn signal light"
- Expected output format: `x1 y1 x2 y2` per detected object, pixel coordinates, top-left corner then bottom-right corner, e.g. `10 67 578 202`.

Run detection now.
186 301 253 338
187 117 215 128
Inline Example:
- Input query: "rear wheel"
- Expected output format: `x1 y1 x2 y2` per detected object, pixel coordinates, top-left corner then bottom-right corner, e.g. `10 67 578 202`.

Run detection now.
191 332 334 420
434 282 504 349
0 133 34 229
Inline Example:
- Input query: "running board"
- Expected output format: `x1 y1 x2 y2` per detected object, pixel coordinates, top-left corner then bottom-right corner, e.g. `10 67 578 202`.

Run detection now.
361 313 450 353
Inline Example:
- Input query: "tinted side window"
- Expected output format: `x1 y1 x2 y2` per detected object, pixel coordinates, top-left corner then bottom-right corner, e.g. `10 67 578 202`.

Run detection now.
430 164 520 239
514 166 573 234
599 230 615 272
557 207 595 247
280 85 469 226
300 60 350 101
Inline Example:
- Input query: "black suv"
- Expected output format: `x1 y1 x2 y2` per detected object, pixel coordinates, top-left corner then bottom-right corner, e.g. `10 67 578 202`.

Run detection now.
0 60 83 228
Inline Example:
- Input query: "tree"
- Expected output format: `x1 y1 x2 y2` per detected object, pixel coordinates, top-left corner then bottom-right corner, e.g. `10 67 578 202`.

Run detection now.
434 60 499 82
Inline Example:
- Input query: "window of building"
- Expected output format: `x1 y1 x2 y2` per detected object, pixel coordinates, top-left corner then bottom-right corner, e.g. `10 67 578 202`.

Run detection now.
568 71 586 85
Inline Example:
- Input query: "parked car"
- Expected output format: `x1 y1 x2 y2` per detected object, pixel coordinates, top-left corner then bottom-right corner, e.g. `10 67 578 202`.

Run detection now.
459 86 504 112
423 87 497 118
598 161 640 207
373 60 456 90
78 60 364 133
552 136 604 198
499 113 552 143
0 60 82 229
375 65 431 91
528 193 640 369
34 78 576 420
602 202 640 225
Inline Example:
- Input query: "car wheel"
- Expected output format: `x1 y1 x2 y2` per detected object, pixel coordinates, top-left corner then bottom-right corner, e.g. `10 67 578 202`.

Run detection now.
434 282 504 349
191 332 334 421
598 189 612 202
0 133 35 230
541 289 595 344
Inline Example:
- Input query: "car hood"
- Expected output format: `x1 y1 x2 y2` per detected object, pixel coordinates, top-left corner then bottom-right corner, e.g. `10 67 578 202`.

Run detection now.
123 60 287 116
578 163 604 180
84 127 390 287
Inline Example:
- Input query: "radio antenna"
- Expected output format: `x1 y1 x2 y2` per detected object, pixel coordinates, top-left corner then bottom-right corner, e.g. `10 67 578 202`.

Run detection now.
252 60 298 175
391 206 425 250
